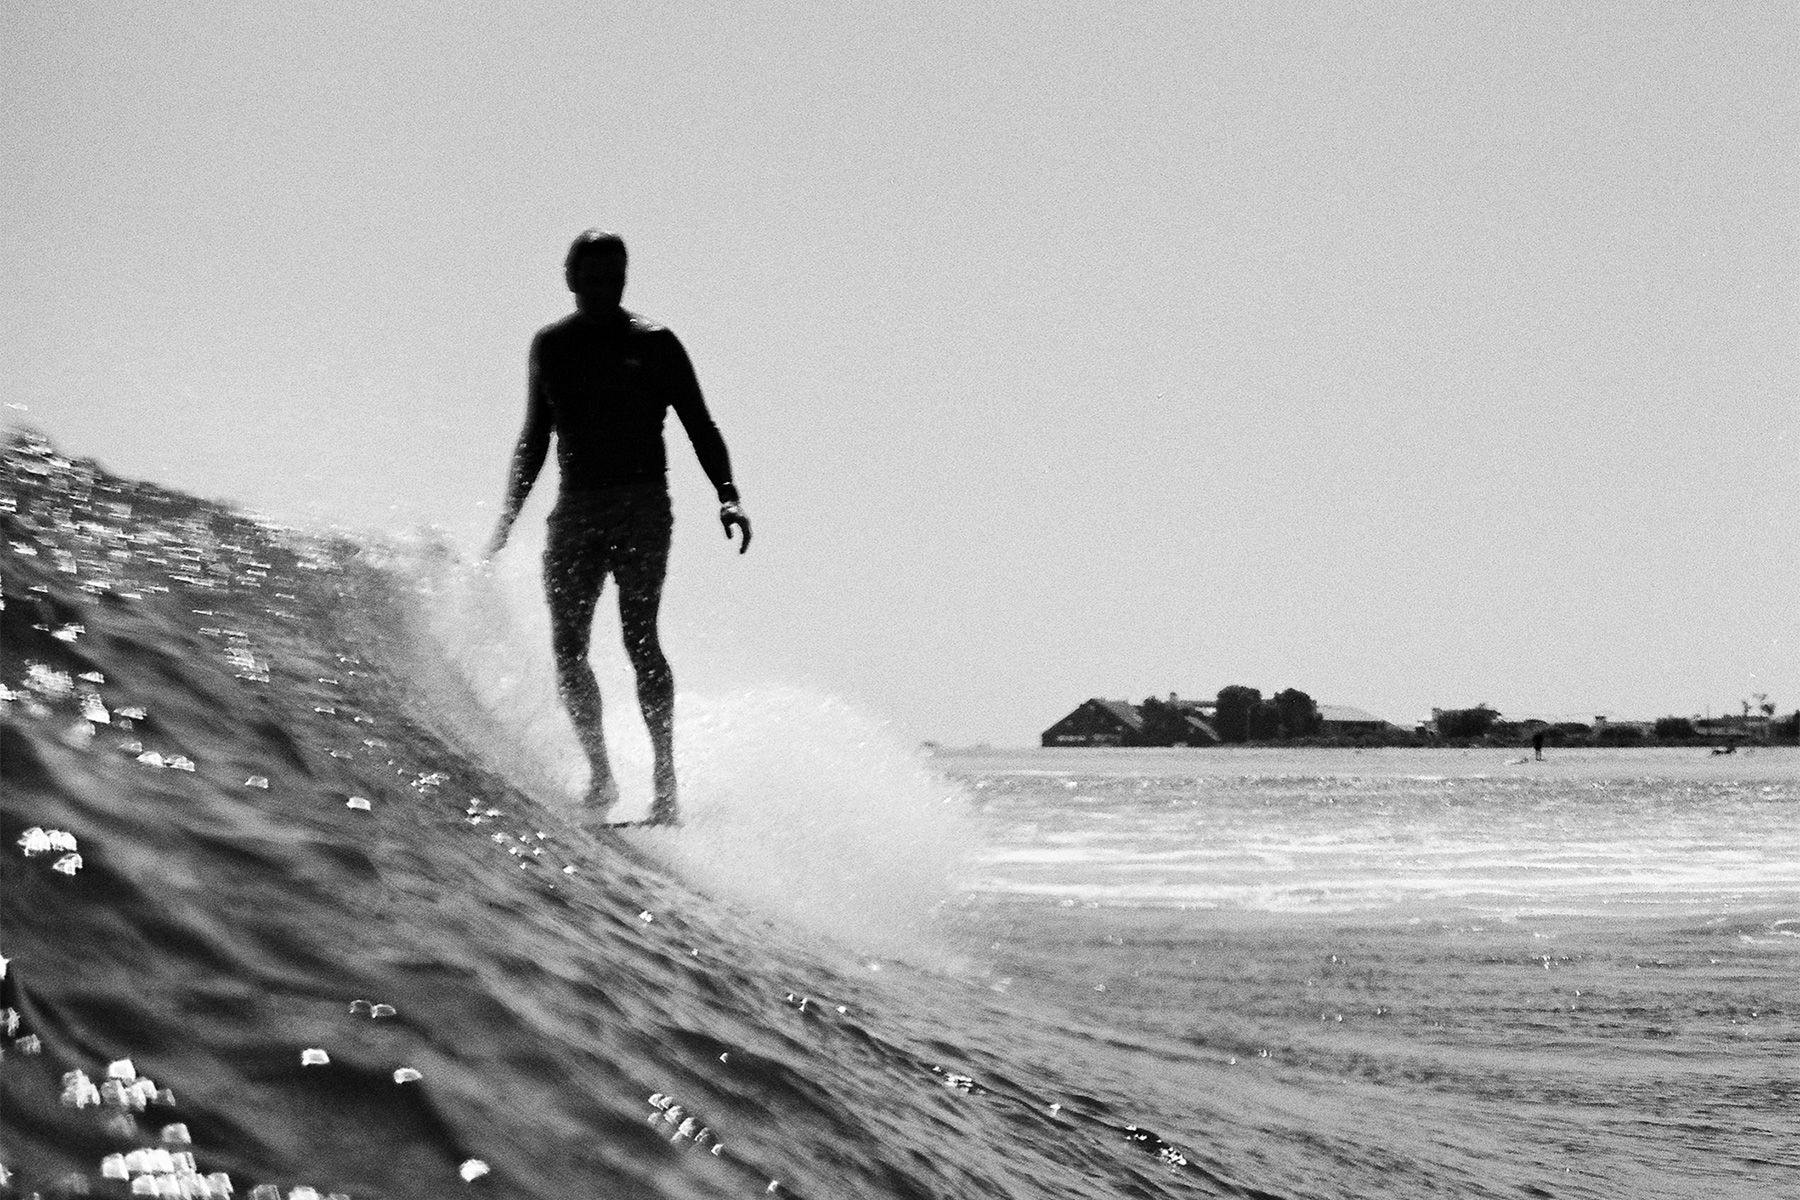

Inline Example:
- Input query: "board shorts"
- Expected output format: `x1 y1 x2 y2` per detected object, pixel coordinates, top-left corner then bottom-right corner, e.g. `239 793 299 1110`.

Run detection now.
543 483 673 603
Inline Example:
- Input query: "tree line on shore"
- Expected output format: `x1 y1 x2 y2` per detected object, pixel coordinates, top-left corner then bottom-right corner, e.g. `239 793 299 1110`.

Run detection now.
1169 688 1800 748
1431 703 1800 747
1139 686 1332 744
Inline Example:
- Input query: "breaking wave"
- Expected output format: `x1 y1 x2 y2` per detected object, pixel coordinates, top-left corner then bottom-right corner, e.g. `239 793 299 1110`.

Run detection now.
0 435 1251 1199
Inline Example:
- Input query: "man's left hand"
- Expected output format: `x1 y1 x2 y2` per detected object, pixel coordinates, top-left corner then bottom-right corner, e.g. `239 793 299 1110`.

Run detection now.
720 502 752 554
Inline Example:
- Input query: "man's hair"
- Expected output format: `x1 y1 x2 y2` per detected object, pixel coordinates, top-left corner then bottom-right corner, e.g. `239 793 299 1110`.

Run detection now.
565 229 627 287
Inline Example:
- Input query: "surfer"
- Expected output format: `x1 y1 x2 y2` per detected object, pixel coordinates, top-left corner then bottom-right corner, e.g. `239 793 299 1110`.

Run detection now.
485 230 751 825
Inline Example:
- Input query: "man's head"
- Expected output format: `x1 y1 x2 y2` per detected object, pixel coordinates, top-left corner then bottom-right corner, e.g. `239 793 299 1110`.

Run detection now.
565 229 628 309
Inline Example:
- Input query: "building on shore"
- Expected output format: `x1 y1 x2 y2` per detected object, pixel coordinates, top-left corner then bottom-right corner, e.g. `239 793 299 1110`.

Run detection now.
1040 694 1220 747
1315 705 1398 739
1043 695 1409 747
1041 699 1146 747
1693 713 1772 744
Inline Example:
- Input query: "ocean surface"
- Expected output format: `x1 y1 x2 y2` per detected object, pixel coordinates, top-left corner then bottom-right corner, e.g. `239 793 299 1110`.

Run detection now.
3 434 1797 1199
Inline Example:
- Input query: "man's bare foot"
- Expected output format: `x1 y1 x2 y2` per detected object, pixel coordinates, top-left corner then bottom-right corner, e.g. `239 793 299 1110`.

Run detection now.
585 773 622 813
648 765 677 826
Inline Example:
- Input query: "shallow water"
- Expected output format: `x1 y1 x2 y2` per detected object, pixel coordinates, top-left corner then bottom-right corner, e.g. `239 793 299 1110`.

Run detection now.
941 747 1800 1199
952 746 1800 914
3 436 1796 1199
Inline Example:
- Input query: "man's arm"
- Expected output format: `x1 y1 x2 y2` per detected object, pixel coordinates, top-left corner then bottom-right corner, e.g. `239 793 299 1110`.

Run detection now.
662 330 752 554
485 335 552 558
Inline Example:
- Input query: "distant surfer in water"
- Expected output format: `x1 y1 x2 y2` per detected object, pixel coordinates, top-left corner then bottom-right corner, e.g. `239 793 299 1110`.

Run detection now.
485 230 750 825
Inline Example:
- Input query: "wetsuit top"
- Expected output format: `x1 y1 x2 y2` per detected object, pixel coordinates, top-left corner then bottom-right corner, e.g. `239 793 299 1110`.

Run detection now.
531 308 737 502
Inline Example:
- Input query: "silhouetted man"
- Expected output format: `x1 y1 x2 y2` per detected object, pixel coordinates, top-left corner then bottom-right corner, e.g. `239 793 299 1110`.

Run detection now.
486 230 750 825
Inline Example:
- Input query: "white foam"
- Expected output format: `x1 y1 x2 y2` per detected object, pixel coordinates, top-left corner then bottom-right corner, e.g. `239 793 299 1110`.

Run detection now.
386 535 979 959
649 686 977 958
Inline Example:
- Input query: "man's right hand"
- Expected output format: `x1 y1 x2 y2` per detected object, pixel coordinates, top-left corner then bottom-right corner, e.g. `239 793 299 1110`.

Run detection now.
482 522 512 562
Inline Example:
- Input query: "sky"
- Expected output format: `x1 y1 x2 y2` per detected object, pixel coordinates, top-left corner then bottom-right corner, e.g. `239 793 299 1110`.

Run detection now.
5 1 1796 745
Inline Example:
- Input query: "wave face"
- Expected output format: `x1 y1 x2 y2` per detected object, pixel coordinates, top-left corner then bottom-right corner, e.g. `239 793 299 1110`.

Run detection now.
1 436 1246 1200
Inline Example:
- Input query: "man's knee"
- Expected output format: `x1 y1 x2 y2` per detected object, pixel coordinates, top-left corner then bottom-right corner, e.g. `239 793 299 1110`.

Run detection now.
550 633 591 668
624 637 669 674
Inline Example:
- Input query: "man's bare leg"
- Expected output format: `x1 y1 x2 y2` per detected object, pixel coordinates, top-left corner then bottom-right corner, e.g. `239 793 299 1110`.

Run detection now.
546 541 619 812
557 651 622 810
619 555 677 824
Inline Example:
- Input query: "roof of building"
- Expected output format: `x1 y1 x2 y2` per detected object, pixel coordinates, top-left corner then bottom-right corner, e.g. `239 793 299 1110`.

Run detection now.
1317 704 1393 726
1179 713 1219 741
1091 699 1146 731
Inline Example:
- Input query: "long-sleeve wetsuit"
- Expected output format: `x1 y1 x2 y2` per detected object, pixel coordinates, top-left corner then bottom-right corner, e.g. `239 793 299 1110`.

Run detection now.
512 307 738 505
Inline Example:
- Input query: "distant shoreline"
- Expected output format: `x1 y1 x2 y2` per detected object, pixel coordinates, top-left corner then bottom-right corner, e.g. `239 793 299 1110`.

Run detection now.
925 740 1800 756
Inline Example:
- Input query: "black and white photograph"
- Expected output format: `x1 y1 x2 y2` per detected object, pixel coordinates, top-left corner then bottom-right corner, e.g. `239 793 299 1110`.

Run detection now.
4 3 1796 1197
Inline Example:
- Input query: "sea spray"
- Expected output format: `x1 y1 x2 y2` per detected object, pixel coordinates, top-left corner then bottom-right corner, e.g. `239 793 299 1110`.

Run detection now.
370 531 980 960
651 686 976 960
